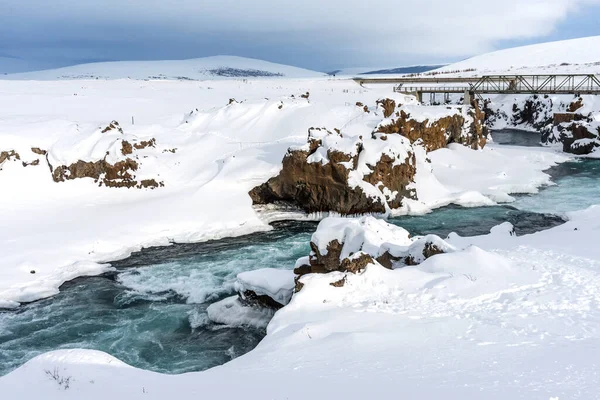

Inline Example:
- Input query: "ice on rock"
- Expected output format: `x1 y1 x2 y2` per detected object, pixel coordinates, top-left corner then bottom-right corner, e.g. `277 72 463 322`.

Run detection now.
206 296 275 329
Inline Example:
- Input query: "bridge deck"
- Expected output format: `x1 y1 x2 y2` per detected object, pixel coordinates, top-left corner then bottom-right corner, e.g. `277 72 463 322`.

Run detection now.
357 74 600 96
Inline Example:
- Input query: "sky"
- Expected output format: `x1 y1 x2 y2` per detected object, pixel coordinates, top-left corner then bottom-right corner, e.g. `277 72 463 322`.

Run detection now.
0 0 599 73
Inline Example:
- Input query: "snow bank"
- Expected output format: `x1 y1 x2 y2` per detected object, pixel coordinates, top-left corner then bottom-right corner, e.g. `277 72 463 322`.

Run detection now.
435 35 600 76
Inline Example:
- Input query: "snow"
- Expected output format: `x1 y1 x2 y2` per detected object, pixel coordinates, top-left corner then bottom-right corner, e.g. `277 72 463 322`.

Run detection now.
434 35 600 76
0 75 572 308
235 269 296 306
2 55 325 81
4 207 600 398
206 296 275 329
311 216 412 258
3 39 600 400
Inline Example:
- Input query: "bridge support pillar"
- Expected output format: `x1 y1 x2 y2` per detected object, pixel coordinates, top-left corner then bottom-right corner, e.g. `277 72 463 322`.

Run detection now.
463 90 472 105
415 91 423 103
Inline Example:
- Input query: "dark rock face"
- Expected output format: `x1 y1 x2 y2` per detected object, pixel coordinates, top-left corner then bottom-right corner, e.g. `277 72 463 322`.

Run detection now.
511 96 554 130
405 241 445 266
294 239 375 277
239 290 284 310
376 103 488 152
557 122 600 155
250 129 403 214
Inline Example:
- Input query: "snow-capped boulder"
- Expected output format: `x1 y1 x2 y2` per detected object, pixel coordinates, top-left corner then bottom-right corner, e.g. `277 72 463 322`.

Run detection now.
235 268 296 309
294 216 456 286
549 117 600 155
207 269 295 328
250 101 487 215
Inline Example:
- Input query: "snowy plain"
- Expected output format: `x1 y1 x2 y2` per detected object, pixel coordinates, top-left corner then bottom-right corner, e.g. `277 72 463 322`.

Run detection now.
1 47 600 399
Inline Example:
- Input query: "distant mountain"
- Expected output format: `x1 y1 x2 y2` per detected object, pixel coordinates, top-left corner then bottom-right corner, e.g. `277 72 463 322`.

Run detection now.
1 56 325 80
329 65 446 76
0 56 60 75
434 35 600 75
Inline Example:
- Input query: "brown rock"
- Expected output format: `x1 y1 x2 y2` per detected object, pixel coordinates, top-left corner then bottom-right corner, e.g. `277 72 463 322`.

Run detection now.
363 152 417 209
101 121 123 134
31 147 47 155
377 103 487 151
295 239 375 277
121 140 133 155
0 150 20 164
568 97 584 113
22 159 40 167
133 138 156 150
423 242 445 259
375 251 401 269
376 98 397 118
249 145 387 214
330 277 346 287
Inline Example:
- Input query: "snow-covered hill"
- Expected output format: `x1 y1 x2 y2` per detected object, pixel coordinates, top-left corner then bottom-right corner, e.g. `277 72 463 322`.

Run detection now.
332 65 444 77
435 35 600 76
2 56 325 81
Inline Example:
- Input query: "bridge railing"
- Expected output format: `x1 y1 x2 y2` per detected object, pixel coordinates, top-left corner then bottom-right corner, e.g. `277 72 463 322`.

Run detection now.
394 85 470 94
472 74 600 94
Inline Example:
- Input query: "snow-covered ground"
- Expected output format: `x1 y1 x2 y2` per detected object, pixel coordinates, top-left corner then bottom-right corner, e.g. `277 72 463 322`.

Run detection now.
0 77 568 308
433 35 600 76
3 207 600 398
3 39 600 399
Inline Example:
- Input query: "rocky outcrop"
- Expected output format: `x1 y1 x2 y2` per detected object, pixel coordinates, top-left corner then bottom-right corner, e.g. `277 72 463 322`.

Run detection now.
554 119 600 155
250 127 415 214
0 150 20 165
293 217 455 287
250 100 486 215
376 102 487 151
48 121 164 189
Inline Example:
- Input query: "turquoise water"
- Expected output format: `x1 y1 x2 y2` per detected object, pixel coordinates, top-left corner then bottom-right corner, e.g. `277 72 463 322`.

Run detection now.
1 129 598 377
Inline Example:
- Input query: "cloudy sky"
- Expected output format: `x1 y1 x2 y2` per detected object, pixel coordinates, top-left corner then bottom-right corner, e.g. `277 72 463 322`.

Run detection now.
1 0 599 72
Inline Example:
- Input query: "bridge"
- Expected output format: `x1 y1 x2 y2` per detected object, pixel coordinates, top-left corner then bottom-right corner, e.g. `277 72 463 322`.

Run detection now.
354 74 600 103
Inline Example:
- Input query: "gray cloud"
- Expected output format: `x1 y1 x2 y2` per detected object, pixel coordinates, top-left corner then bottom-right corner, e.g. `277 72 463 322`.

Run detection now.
0 0 599 71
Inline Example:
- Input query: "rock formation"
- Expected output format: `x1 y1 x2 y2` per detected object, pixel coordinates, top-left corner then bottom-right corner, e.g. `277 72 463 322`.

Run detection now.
49 121 164 189
293 216 455 288
250 100 487 215
376 102 487 151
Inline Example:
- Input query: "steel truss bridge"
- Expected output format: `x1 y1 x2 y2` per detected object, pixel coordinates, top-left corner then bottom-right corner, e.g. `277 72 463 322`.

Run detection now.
354 74 600 103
